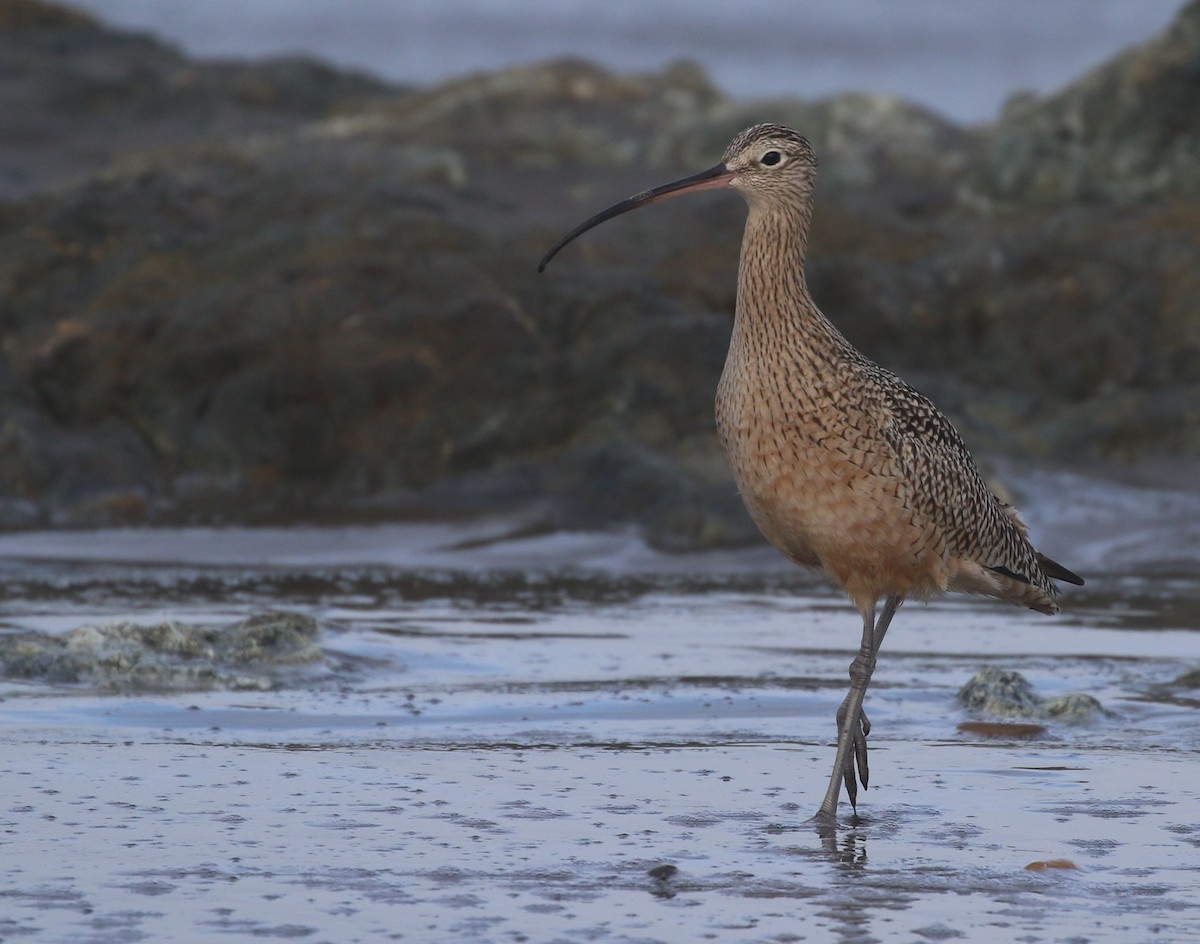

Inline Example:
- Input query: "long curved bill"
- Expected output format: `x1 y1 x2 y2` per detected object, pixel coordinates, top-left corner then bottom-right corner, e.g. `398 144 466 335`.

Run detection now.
537 162 733 272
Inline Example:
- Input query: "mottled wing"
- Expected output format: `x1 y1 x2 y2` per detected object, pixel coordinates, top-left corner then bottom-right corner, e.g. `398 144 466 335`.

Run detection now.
870 370 1058 603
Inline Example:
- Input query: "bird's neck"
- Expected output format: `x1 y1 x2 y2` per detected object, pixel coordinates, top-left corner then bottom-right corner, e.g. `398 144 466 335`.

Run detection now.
732 203 849 365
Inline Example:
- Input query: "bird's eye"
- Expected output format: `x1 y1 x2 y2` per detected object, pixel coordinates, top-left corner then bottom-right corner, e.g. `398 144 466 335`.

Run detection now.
760 150 783 167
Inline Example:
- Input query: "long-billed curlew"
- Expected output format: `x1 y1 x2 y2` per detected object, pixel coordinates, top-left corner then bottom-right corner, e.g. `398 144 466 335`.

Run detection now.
538 124 1083 825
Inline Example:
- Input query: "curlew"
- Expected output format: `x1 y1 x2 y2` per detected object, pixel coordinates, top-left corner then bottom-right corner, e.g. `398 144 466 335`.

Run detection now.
538 124 1083 825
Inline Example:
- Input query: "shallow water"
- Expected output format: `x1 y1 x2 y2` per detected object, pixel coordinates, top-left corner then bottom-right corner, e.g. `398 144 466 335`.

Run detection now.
1 471 1199 942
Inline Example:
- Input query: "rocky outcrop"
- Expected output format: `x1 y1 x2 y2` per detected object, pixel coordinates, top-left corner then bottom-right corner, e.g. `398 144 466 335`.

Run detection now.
0 0 389 198
0 0 1197 541
969 0 1200 208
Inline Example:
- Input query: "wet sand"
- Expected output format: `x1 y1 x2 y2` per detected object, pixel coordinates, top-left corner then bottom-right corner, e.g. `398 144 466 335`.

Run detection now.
1 476 1199 942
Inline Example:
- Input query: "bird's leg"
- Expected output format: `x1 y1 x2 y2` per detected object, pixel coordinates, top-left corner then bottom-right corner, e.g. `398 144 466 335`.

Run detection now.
812 603 874 825
845 594 902 795
815 595 902 824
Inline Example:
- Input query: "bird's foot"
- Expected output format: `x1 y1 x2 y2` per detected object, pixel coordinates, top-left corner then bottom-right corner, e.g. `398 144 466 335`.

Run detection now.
835 699 871 808
805 808 839 839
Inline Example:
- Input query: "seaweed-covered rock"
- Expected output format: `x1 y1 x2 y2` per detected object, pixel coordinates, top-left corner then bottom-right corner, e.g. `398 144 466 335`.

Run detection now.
957 667 1103 722
0 611 323 691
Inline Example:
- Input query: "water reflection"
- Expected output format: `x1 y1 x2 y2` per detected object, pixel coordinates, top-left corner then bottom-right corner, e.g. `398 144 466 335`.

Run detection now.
824 823 869 870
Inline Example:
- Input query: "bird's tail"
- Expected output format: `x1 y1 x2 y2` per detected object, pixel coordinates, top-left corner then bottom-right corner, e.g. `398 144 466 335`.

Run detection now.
1037 552 1084 587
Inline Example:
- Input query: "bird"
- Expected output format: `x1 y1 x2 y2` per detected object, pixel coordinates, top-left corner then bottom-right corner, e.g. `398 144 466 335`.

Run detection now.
538 123 1083 826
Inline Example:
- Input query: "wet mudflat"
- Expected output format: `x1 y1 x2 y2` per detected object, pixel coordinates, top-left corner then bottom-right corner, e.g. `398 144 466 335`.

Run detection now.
1 478 1199 942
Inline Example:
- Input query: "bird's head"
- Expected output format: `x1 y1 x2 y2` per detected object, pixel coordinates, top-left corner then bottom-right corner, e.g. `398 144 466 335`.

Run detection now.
538 123 817 272
720 123 818 207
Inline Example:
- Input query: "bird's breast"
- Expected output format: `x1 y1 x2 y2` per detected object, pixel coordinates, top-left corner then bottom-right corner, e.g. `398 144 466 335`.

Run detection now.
715 352 947 601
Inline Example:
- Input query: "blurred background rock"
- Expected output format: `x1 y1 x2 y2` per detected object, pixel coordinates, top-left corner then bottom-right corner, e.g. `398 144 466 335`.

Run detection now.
1 0 1197 544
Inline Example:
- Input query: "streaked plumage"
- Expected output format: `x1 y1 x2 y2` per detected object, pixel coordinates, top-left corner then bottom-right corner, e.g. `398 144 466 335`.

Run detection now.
539 123 1083 825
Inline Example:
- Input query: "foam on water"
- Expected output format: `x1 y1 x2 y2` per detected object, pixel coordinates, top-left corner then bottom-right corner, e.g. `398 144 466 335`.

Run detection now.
0 464 1195 576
